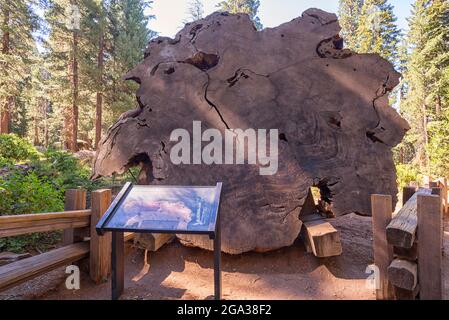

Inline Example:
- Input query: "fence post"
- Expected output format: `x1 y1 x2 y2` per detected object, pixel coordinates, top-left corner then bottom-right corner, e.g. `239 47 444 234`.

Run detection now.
417 194 443 300
90 189 112 284
403 186 416 205
62 189 87 245
437 178 448 215
371 194 394 300
429 181 439 189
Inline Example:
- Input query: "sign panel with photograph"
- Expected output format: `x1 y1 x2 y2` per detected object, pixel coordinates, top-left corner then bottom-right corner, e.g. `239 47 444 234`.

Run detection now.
96 182 222 235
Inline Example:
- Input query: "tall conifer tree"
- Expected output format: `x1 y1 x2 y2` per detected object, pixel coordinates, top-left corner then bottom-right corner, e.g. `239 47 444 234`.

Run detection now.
217 0 263 30
356 0 400 63
338 0 364 51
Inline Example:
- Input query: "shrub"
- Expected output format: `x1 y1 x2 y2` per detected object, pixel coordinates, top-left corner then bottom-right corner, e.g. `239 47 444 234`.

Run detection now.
396 163 421 189
0 171 63 215
31 149 102 192
0 136 103 253
0 134 39 164
0 171 64 253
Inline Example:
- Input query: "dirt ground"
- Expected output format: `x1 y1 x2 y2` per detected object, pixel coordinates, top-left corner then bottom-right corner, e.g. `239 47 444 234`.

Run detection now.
1 213 448 300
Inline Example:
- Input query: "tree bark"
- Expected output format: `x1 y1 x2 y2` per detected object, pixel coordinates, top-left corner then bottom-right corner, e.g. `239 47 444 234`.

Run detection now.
1 6 11 134
43 100 49 147
0 98 12 134
71 30 79 151
421 103 429 170
435 95 442 117
95 32 104 149
33 115 39 145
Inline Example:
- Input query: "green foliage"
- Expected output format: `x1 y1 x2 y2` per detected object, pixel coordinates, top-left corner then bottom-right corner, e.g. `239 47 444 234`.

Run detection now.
41 0 157 147
105 0 157 119
338 0 364 51
31 149 102 191
0 133 39 164
0 232 61 254
0 0 40 101
0 135 104 252
0 171 63 215
428 110 449 177
395 163 421 189
0 170 64 253
217 0 263 30
356 0 400 63
397 0 449 175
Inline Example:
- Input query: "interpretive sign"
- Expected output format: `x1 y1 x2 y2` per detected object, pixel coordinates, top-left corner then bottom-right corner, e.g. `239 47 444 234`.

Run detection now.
96 182 223 300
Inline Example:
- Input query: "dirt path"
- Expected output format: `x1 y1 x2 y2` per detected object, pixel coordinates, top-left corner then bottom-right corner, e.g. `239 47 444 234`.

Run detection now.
1 213 447 300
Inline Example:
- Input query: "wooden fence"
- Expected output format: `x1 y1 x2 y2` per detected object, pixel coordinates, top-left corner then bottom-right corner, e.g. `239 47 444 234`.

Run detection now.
0 188 132 291
371 178 447 300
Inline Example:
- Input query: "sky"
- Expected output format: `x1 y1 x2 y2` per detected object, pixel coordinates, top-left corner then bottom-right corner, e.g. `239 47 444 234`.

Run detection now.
150 0 414 38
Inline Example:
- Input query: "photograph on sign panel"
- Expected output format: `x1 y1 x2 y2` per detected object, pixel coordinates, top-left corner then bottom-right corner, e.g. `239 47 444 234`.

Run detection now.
106 187 217 232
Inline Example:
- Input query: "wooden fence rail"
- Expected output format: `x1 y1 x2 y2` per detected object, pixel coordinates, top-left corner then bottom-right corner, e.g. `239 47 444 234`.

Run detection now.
371 177 446 300
0 209 91 238
0 188 132 292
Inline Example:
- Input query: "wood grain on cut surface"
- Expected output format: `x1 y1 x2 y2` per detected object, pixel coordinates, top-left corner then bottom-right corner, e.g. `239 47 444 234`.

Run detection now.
386 189 431 248
92 9 408 253
387 259 417 290
134 233 174 252
301 220 342 258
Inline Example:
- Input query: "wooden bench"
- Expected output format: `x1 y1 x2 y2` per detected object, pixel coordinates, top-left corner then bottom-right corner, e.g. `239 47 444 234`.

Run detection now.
0 242 89 291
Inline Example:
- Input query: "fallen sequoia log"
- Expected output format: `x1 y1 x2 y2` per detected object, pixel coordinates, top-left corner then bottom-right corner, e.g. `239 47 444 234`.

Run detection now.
93 9 409 254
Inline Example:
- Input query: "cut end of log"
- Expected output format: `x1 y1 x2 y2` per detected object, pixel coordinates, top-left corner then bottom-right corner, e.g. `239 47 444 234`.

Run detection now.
93 9 407 253
386 228 415 249
387 259 417 291
301 220 342 258
386 189 431 249
134 233 174 252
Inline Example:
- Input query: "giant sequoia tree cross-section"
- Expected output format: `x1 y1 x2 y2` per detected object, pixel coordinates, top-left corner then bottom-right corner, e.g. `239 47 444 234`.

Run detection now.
93 9 409 254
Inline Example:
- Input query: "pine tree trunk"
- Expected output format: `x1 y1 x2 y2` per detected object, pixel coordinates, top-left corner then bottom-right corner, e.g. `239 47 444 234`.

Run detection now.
43 101 49 147
71 30 79 151
1 97 12 134
95 32 104 149
1 6 11 134
421 103 429 169
436 95 442 117
33 115 40 145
